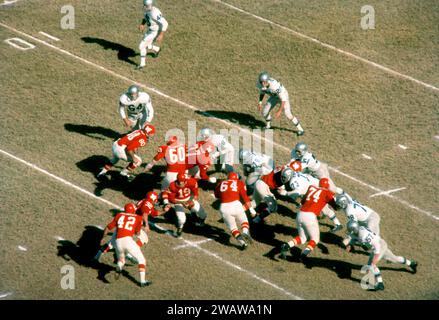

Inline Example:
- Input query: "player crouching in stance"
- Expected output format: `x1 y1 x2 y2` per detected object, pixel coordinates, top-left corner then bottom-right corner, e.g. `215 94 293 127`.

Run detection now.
97 123 156 179
162 173 207 238
280 178 337 261
99 203 151 287
345 220 417 291
214 172 257 250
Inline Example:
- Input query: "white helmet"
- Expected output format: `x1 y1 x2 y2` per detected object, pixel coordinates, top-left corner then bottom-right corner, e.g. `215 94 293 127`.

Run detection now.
198 128 213 141
292 142 308 159
127 85 140 100
281 167 293 184
239 149 250 162
335 194 349 209
258 71 270 84
347 219 360 235
143 0 153 10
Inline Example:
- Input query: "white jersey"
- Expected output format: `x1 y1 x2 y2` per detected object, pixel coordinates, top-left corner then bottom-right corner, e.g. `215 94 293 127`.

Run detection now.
287 172 319 197
257 78 289 102
119 92 154 122
144 7 168 32
290 151 321 173
350 226 382 255
242 151 274 176
210 134 234 155
342 193 373 222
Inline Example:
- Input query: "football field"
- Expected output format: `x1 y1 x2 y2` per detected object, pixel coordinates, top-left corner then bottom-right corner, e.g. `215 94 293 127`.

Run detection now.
0 0 438 299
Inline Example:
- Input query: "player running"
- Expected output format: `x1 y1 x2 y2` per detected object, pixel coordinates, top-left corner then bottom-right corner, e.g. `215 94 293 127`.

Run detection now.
119 85 154 130
257 71 304 135
214 172 257 250
345 219 417 291
97 123 155 179
100 203 151 287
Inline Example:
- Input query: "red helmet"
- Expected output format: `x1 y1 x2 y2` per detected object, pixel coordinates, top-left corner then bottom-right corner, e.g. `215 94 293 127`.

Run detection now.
124 203 137 214
167 135 178 145
143 123 156 136
319 178 330 189
228 172 239 180
289 160 302 172
146 191 159 203
177 172 187 183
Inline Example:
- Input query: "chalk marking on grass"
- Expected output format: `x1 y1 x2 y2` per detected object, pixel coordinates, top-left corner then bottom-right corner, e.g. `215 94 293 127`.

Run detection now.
398 144 408 150
38 31 60 41
0 292 13 299
370 187 406 198
0 147 302 299
174 238 213 250
0 23 436 221
362 154 372 160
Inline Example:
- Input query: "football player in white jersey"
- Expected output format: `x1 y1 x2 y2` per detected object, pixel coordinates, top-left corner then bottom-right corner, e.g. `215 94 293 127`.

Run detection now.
257 72 304 135
239 148 274 194
287 170 342 232
290 142 343 195
346 220 417 291
137 0 169 69
119 85 154 130
335 193 381 237
198 128 235 174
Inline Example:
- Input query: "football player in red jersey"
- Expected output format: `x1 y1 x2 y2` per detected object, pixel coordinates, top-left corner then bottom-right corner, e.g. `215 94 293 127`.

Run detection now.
280 178 337 260
214 172 257 250
144 135 188 190
161 173 207 237
97 123 155 179
251 166 293 223
187 140 217 183
100 203 151 287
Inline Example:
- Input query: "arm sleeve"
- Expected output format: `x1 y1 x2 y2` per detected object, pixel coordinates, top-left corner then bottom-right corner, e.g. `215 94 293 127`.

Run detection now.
119 102 127 119
239 181 251 203
146 99 154 123
153 146 166 161
192 181 199 198
107 215 118 230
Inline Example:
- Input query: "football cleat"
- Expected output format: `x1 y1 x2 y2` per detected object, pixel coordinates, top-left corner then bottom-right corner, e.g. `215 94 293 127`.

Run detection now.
409 260 418 274
175 227 183 238
375 282 385 291
280 243 290 259
330 224 343 233
135 65 145 70
152 48 161 58
241 233 253 245
265 122 271 129
114 266 122 280
296 130 305 137
140 280 152 287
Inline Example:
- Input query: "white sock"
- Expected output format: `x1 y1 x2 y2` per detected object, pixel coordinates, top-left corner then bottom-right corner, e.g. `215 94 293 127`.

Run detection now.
287 240 295 248
140 270 146 283
292 117 303 131
152 45 160 52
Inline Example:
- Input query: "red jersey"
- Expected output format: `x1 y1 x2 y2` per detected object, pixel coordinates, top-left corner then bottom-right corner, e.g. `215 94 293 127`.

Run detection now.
187 141 214 168
162 178 199 203
300 185 336 216
107 212 143 239
136 198 160 218
117 130 148 152
261 166 284 189
214 179 250 204
153 143 188 173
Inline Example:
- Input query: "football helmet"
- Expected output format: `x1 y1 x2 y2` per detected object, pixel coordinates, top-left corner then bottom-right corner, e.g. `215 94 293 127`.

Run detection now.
142 123 155 136
198 128 213 141
124 203 137 214
293 142 308 159
335 194 349 209
176 172 187 186
238 148 250 162
143 0 153 10
228 172 239 180
281 167 293 184
167 135 178 145
127 85 140 101
146 191 159 204
347 219 360 235
319 178 330 189
258 71 270 84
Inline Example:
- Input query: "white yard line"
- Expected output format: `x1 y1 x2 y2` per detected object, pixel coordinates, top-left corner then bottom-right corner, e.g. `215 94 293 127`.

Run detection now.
370 187 407 198
0 292 13 299
17 245 27 251
173 238 213 250
0 147 302 300
211 0 439 93
398 144 408 150
361 154 372 160
38 31 60 41
0 0 19 7
0 23 436 221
